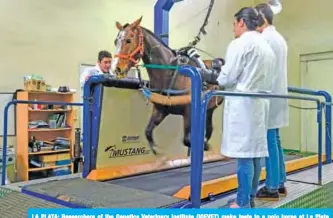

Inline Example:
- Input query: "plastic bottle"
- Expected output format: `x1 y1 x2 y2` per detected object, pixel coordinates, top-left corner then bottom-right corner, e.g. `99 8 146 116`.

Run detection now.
34 99 38 110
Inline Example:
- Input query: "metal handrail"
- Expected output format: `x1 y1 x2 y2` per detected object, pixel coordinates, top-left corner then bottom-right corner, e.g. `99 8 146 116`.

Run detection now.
288 86 332 163
81 67 203 182
1 100 83 186
190 90 323 208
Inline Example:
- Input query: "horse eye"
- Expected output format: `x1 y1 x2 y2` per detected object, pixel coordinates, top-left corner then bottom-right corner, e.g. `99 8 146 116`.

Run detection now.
126 39 131 44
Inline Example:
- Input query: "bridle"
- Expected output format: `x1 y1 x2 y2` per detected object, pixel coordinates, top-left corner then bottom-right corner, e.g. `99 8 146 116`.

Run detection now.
114 26 144 66
114 26 145 87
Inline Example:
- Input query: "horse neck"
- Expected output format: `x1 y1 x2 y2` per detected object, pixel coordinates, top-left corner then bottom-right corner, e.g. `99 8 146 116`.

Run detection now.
140 28 177 89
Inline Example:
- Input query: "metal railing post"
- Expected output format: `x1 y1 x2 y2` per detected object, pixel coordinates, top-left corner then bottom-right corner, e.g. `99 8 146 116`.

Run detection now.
317 101 323 185
178 65 202 208
2 101 15 186
318 90 332 163
288 86 332 163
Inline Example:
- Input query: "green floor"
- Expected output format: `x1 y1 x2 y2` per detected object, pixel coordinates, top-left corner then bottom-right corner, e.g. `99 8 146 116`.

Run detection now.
283 149 317 157
279 180 333 208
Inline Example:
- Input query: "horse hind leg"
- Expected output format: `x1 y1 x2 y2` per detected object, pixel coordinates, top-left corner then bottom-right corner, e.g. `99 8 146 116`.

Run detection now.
204 108 215 151
145 107 168 155
182 106 212 155
181 107 192 157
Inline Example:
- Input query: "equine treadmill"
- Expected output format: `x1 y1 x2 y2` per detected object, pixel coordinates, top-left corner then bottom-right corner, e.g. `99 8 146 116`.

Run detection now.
13 76 302 208
17 154 300 208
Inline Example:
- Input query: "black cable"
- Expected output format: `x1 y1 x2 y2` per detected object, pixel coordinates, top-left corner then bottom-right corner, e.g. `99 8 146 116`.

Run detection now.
289 104 317 110
189 0 215 47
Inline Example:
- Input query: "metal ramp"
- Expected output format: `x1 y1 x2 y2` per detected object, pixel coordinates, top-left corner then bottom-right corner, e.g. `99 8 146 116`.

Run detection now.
201 162 333 208
0 187 66 218
21 177 184 208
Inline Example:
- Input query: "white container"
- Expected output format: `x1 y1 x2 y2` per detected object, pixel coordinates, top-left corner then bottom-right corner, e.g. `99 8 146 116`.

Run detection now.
0 148 15 184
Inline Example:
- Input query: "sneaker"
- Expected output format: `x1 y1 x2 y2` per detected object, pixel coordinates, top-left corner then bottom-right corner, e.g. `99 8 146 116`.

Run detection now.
226 198 253 208
278 186 287 197
222 200 251 208
256 186 279 201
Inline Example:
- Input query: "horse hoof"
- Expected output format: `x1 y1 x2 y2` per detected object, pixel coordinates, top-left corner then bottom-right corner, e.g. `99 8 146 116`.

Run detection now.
151 147 158 155
204 143 211 151
149 144 160 156
154 155 168 168
160 156 168 163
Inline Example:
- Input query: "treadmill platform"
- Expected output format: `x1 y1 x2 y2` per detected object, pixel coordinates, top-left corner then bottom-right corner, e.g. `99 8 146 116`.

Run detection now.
21 178 184 208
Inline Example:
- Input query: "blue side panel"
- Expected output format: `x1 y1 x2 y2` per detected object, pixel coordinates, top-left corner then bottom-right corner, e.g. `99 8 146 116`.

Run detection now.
154 0 183 45
82 82 103 178
90 85 104 170
82 86 92 178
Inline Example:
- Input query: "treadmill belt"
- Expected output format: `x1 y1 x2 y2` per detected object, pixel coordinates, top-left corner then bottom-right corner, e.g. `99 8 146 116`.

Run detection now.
22 178 183 208
108 155 300 196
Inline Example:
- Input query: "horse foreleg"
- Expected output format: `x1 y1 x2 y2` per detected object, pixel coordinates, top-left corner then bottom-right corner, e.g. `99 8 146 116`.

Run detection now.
145 107 168 155
204 108 214 151
182 107 192 157
183 117 191 157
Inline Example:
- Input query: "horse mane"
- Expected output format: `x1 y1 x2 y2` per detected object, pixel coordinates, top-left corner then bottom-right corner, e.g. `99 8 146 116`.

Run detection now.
122 23 176 56
141 27 177 56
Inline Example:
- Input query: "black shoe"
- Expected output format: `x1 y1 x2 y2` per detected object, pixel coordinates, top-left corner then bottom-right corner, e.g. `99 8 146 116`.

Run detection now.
250 198 255 208
278 186 287 197
256 187 279 201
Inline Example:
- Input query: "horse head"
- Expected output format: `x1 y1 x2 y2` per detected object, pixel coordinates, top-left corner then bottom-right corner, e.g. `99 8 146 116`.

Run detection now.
112 16 144 79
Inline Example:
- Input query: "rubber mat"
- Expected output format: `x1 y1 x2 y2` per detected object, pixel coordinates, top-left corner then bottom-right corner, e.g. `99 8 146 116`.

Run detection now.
0 188 66 218
22 178 183 208
201 163 333 208
279 163 333 208
201 180 319 208
109 155 299 195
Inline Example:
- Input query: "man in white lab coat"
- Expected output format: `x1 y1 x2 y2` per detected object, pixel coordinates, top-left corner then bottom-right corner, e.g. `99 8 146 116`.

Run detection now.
212 7 275 208
254 3 289 201
80 50 113 89
80 50 113 130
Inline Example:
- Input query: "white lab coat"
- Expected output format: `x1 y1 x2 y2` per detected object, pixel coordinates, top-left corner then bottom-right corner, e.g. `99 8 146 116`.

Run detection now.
79 64 113 129
217 31 275 158
262 25 289 129
79 64 114 89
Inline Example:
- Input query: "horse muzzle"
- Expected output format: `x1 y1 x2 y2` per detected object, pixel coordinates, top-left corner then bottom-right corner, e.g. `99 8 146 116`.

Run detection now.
115 67 129 79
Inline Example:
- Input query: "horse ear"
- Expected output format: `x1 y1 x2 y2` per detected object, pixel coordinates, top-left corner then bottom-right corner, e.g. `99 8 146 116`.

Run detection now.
130 16 143 28
116 21 123 31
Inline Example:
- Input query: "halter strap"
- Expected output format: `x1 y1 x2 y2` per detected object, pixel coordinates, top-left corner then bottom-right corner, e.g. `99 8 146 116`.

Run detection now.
115 27 144 65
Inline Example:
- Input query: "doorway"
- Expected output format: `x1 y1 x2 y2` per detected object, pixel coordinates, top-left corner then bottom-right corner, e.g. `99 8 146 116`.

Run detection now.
301 51 333 154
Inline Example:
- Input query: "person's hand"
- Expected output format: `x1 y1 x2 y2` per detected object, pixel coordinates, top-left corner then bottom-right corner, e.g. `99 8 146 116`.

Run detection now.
199 68 219 85
212 58 225 70
85 75 91 82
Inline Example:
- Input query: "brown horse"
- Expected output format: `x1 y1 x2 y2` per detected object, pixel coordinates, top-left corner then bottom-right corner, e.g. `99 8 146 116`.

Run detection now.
111 17 223 155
